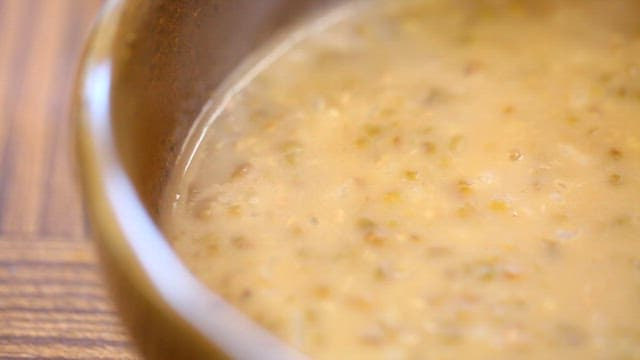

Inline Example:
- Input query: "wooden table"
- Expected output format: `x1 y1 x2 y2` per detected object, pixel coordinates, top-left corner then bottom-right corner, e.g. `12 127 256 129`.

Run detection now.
0 1 139 358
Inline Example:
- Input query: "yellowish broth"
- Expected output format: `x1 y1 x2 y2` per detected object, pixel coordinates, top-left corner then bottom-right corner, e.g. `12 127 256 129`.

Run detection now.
162 1 640 358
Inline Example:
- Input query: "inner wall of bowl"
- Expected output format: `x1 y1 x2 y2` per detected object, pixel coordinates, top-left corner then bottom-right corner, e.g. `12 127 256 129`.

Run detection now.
110 0 342 218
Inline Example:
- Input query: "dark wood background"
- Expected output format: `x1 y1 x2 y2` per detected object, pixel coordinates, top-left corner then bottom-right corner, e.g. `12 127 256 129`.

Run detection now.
0 1 139 358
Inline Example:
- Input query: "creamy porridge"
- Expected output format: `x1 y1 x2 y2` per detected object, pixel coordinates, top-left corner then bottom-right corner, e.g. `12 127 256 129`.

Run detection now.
161 1 640 358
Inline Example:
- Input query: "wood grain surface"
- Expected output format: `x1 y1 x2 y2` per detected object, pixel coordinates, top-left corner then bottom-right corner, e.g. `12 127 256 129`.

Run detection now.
0 1 139 358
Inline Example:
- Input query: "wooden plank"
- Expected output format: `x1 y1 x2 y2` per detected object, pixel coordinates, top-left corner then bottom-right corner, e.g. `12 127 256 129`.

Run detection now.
0 235 138 358
0 343 139 360
0 1 139 357
0 0 69 233
0 0 38 230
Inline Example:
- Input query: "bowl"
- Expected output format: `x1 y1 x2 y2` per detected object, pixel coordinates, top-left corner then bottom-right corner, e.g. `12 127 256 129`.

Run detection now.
74 0 340 358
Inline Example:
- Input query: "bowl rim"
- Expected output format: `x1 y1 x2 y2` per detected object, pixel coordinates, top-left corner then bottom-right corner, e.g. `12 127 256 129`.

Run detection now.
73 1 304 358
